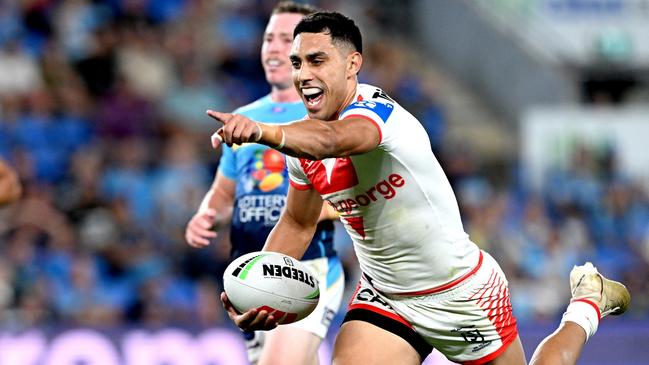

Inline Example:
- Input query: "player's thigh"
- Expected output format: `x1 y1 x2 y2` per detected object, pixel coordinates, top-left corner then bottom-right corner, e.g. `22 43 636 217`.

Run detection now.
289 256 345 339
485 335 526 365
332 320 420 365
259 326 321 365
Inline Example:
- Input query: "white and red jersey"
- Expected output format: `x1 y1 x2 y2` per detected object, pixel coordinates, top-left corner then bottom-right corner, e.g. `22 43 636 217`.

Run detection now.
287 83 480 295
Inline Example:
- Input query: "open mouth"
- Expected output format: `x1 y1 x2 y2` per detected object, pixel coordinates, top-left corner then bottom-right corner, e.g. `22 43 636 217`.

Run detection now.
302 87 324 108
265 59 283 69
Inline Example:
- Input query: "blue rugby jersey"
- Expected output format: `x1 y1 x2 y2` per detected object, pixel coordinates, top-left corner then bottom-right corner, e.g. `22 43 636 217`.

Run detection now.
218 95 336 260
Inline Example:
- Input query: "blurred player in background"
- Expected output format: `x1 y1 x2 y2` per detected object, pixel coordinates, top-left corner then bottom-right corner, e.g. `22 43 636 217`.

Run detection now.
209 11 630 365
0 158 21 206
185 2 344 365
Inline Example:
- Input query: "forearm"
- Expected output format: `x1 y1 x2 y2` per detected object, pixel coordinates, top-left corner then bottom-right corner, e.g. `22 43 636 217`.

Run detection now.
263 215 317 259
209 111 379 158
258 116 381 160
198 174 235 224
258 119 339 160
261 184 323 259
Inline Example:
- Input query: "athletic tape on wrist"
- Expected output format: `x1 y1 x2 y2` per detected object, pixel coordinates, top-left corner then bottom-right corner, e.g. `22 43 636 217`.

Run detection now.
274 128 286 149
254 124 263 142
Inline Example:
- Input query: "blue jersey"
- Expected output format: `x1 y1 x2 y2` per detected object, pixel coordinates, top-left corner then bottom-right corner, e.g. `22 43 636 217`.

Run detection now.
219 95 336 260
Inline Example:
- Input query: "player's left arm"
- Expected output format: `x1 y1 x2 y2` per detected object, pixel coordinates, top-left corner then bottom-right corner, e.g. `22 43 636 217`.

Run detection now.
220 185 324 332
262 185 324 259
208 110 380 160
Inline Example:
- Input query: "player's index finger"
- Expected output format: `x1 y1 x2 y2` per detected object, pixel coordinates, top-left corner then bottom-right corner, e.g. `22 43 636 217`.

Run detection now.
206 110 231 123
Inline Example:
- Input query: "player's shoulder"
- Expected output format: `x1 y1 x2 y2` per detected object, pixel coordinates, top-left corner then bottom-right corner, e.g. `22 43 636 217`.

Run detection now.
357 83 397 104
341 83 398 123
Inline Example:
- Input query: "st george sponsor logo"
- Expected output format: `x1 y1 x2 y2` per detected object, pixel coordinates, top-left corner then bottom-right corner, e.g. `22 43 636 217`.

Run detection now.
327 173 405 215
262 264 317 288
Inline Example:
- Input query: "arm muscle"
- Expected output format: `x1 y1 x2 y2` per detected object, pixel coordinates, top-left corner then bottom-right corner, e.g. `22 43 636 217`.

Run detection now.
263 186 324 259
260 117 380 160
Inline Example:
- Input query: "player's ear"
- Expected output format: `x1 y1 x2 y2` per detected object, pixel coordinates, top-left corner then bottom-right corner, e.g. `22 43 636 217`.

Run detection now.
347 52 362 77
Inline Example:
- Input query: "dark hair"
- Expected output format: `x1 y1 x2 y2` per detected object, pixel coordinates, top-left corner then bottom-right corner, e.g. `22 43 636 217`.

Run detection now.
272 1 318 16
293 11 362 54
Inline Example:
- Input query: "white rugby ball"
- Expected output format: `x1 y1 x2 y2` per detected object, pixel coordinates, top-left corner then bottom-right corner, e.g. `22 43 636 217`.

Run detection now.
223 251 320 324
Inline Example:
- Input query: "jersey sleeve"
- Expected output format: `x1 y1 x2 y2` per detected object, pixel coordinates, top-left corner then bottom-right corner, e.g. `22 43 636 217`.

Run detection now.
339 99 396 150
286 156 312 191
217 144 237 180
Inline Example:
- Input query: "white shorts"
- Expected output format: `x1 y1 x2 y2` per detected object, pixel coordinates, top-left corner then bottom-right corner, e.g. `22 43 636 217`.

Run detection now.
344 251 518 365
244 256 345 362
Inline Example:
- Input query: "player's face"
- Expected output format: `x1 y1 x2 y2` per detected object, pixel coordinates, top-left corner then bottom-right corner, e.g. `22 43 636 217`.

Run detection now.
261 13 304 90
290 32 360 120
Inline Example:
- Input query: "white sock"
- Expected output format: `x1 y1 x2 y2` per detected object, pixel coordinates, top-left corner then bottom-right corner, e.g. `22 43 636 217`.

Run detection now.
560 300 600 342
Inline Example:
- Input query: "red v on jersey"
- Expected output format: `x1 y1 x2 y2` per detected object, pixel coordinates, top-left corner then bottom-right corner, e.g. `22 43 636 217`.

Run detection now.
299 157 359 194
343 216 366 239
299 157 366 239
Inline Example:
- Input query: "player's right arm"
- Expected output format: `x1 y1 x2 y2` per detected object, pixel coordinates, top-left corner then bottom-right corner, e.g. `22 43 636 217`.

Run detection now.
185 172 235 248
208 110 381 160
0 159 22 206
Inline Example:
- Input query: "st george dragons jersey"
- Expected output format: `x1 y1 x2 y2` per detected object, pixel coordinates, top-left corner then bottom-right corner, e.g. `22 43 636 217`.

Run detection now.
219 95 336 261
287 84 481 294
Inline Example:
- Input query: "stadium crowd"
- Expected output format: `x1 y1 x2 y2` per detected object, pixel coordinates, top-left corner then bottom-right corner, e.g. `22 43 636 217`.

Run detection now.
0 0 646 331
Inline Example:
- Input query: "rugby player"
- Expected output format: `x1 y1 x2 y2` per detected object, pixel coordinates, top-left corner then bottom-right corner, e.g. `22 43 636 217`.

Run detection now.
208 10 630 365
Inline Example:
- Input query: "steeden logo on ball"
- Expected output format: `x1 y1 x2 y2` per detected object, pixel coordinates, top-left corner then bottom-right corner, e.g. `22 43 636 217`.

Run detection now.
224 251 320 324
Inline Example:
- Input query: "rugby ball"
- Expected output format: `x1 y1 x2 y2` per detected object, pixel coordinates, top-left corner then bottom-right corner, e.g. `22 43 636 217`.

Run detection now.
223 251 320 324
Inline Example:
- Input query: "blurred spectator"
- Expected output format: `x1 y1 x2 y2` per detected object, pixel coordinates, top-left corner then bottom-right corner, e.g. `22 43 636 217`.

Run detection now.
0 40 42 96
0 158 22 206
162 62 229 133
117 24 174 100
74 25 118 97
95 77 158 139
152 132 211 240
100 137 155 226
53 0 111 61
51 253 122 326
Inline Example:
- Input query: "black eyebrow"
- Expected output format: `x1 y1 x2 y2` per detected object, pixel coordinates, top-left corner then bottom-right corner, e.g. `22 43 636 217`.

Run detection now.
305 51 327 61
289 51 328 63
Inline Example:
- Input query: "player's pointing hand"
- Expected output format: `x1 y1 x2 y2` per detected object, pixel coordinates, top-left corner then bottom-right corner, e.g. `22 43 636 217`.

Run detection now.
207 110 263 149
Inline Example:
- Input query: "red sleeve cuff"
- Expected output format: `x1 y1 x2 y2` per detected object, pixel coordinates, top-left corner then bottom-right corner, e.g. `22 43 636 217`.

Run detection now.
289 180 312 191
